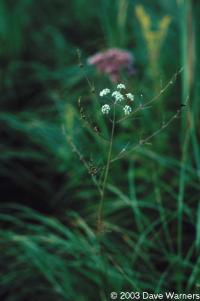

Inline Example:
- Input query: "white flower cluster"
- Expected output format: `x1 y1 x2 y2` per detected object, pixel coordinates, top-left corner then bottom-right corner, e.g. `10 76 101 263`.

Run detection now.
99 83 134 116
101 104 110 114
123 105 132 115
126 93 134 101
99 88 110 97
117 83 126 90
112 91 124 102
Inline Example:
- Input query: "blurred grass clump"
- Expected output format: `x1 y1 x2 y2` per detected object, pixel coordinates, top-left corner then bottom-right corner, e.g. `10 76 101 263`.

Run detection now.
135 5 171 89
0 0 200 300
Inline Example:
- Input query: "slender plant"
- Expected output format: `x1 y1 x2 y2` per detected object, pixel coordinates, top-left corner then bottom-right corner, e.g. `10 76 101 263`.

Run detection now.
97 85 133 232
96 80 184 233
67 57 184 234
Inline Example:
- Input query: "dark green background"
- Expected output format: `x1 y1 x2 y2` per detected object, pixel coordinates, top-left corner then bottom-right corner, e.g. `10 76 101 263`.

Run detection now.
0 0 200 300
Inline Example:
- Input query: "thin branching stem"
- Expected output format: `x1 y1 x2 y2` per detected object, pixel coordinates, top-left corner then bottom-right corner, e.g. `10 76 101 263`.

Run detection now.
65 133 102 195
97 103 116 232
117 67 183 124
111 109 182 163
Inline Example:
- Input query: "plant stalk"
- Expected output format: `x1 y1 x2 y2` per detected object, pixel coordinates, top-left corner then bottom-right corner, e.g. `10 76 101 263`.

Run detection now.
97 104 116 232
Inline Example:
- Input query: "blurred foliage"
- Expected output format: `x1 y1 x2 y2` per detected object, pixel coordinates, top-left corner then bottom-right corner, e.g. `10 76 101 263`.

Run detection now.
135 5 171 89
0 0 200 300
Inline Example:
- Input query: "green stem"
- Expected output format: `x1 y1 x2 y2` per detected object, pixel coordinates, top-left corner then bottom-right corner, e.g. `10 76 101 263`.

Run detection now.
97 104 116 232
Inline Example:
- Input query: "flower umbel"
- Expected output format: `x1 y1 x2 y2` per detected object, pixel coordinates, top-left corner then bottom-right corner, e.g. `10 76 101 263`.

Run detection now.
100 84 134 116
117 83 126 90
123 105 132 115
126 93 134 101
99 88 110 97
112 91 124 102
88 48 135 82
101 104 110 114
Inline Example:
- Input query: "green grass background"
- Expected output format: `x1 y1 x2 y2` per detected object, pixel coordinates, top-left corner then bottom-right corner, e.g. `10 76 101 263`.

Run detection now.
0 0 200 300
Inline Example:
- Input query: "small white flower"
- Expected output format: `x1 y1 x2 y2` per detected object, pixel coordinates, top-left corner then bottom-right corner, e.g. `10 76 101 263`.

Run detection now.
99 88 110 97
126 93 134 101
101 104 110 114
112 91 124 102
123 105 132 115
117 83 126 90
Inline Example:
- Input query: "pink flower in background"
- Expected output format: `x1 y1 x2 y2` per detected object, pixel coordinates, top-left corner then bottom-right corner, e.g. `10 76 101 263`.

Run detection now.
87 48 135 82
